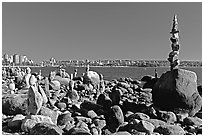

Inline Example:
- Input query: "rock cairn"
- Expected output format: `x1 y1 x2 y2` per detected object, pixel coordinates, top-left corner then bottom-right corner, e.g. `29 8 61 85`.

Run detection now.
168 14 180 71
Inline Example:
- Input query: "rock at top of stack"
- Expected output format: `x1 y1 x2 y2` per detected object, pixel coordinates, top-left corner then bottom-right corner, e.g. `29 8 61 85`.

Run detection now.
152 69 202 116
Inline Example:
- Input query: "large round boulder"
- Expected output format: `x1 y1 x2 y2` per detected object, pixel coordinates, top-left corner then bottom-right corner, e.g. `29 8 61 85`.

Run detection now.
152 69 202 116
83 71 100 86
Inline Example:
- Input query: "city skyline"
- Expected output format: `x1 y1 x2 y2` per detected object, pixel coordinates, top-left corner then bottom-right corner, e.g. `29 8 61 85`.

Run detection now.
2 2 202 63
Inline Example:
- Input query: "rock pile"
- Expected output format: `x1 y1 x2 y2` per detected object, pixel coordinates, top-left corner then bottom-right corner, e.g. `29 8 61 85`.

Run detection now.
2 72 202 135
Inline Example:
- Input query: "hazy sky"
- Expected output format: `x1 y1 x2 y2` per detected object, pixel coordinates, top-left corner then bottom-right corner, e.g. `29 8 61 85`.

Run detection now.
2 2 202 63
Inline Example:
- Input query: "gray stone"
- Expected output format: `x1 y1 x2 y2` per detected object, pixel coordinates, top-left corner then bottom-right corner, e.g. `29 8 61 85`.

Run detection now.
21 115 54 132
2 93 28 116
83 70 100 86
145 119 167 128
107 105 124 132
128 112 150 121
113 131 131 135
158 110 177 123
30 123 63 135
152 69 202 116
75 116 92 124
65 127 91 135
132 120 155 134
90 127 99 135
57 113 74 126
110 88 122 105
37 85 48 104
183 117 202 127
27 85 43 115
87 110 98 119
39 106 59 125
176 113 189 122
93 119 106 129
154 124 185 135
7 114 26 130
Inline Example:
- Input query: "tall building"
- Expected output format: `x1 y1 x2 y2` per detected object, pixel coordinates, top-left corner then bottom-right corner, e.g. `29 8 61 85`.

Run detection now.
13 54 20 65
3 54 9 62
19 55 24 65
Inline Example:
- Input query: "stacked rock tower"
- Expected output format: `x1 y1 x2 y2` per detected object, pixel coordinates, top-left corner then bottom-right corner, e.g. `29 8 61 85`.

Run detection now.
168 14 180 71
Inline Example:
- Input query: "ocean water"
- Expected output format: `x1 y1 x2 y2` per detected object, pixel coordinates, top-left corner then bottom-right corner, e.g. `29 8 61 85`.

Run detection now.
29 66 202 86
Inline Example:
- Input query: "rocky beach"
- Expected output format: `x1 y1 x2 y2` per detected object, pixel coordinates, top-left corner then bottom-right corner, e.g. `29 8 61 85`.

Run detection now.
1 65 202 135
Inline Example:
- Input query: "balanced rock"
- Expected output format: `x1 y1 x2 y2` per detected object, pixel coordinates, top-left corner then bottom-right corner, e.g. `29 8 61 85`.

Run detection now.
152 69 202 116
27 85 43 115
30 123 63 135
2 94 28 115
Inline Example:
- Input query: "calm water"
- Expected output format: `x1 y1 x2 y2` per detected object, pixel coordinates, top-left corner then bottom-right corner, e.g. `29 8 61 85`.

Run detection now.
29 66 202 86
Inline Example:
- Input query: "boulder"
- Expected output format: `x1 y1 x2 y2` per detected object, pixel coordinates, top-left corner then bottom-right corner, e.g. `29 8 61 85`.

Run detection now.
176 113 189 122
37 85 48 104
96 94 112 109
83 71 100 86
2 94 28 115
197 85 202 97
183 117 202 127
128 112 150 121
53 76 70 86
145 119 167 128
113 131 131 135
39 106 59 125
110 87 122 105
57 112 74 126
154 124 185 135
75 121 90 132
141 75 155 82
21 115 54 132
93 119 106 129
87 110 98 119
106 105 124 132
27 85 43 115
90 127 99 135
158 110 177 123
7 114 26 130
75 116 92 124
117 82 131 89
30 123 63 135
49 80 61 91
152 69 202 116
56 102 67 110
80 100 103 112
65 127 91 135
132 120 155 134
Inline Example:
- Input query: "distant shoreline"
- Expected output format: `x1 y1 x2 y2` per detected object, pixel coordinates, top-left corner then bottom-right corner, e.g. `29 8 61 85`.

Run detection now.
2 65 202 69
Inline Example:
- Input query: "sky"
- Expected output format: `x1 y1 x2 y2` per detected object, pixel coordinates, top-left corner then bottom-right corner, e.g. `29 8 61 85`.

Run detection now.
2 2 202 63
